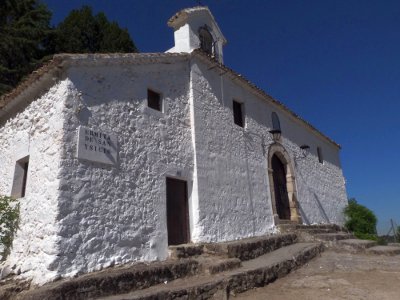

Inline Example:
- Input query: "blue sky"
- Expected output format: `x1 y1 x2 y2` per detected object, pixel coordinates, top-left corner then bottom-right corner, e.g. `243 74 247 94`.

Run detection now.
43 0 400 234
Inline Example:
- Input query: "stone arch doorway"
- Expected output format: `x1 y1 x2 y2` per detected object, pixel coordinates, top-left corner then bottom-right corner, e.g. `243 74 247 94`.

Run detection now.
267 144 301 224
271 154 291 220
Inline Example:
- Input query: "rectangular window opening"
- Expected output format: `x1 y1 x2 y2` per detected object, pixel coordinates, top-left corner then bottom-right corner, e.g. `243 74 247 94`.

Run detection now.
147 89 162 112
233 100 244 127
11 156 30 198
317 147 324 164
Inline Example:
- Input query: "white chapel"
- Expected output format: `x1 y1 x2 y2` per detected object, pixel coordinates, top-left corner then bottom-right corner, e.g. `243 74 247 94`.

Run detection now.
0 7 348 284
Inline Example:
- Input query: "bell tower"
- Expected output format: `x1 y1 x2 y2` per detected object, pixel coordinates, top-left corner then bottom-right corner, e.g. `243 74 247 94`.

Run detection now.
166 7 227 63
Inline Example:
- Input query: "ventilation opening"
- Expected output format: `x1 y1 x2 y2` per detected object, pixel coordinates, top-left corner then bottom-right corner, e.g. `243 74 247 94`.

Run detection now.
11 156 29 198
317 147 324 164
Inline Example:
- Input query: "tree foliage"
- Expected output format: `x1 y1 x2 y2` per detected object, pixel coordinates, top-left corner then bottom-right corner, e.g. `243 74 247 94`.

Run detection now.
53 6 137 54
344 198 377 240
0 0 52 95
0 3 138 96
0 196 19 261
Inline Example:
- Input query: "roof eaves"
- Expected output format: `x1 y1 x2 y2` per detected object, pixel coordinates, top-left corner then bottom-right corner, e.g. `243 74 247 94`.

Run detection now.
0 52 190 122
191 49 341 149
0 56 64 116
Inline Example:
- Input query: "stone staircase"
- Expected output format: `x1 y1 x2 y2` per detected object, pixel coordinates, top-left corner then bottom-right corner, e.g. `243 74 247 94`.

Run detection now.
11 233 323 300
279 223 400 256
6 225 399 299
337 239 400 256
278 223 353 246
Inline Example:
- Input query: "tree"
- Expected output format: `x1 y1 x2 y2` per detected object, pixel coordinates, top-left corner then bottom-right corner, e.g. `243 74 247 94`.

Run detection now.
0 0 52 95
0 4 138 96
344 198 377 240
53 6 137 54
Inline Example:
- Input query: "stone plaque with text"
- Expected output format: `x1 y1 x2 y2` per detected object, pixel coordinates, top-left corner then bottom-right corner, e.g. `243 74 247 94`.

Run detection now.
76 126 118 165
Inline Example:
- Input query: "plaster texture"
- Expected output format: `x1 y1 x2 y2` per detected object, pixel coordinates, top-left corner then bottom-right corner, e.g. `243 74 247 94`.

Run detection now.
52 59 194 280
0 80 69 283
0 8 348 284
190 56 347 235
0 53 348 285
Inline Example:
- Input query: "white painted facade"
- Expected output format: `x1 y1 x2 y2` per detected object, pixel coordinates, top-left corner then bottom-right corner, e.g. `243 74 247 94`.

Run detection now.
0 7 347 285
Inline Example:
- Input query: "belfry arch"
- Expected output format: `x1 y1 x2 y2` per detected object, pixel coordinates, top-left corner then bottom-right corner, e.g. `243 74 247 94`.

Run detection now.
267 143 301 224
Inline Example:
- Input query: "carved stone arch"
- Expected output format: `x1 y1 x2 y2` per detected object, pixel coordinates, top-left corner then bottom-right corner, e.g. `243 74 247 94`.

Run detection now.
267 143 301 224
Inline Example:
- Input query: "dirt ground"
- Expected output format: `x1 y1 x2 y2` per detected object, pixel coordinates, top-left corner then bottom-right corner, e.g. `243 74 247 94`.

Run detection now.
234 250 400 300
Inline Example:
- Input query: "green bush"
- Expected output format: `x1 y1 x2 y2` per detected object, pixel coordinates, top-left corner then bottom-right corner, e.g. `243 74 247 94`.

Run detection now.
344 198 377 240
0 196 20 261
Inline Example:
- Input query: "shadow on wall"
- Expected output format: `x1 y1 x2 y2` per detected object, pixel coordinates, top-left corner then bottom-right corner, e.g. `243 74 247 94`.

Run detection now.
312 192 330 223
294 159 331 224
298 202 310 225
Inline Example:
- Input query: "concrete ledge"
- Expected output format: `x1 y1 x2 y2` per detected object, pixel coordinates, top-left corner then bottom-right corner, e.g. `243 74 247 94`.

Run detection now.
169 244 204 259
337 239 377 253
366 246 400 256
16 259 199 300
205 233 298 261
97 243 323 300
314 232 353 241
198 257 242 275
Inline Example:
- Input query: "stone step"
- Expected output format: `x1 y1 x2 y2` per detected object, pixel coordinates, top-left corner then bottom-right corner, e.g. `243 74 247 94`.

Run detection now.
13 233 297 299
366 246 400 256
312 232 354 247
277 220 298 225
388 243 400 247
314 232 353 241
196 257 241 275
16 259 200 300
278 223 345 235
295 224 344 231
96 242 323 300
337 239 377 253
169 244 204 259
204 233 297 261
298 228 340 234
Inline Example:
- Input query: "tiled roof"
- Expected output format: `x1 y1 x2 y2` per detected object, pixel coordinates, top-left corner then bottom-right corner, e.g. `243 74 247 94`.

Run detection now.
0 53 189 120
0 51 340 148
191 49 341 148
167 6 206 26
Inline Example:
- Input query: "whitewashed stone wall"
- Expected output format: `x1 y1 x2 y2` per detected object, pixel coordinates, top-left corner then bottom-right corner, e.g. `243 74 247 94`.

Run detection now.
0 80 70 284
190 57 347 242
51 59 194 279
190 61 275 242
0 54 347 285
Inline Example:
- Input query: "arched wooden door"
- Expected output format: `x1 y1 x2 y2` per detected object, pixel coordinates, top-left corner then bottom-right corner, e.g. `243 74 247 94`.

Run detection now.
271 154 291 220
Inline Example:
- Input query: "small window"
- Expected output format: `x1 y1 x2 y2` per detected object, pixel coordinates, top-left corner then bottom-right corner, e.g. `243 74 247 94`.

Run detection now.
11 156 29 198
199 26 213 55
272 112 281 131
147 89 162 111
317 147 324 164
233 100 244 127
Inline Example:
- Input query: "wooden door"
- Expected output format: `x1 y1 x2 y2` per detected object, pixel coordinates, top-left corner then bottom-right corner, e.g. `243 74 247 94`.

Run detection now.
166 178 190 245
272 154 291 220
